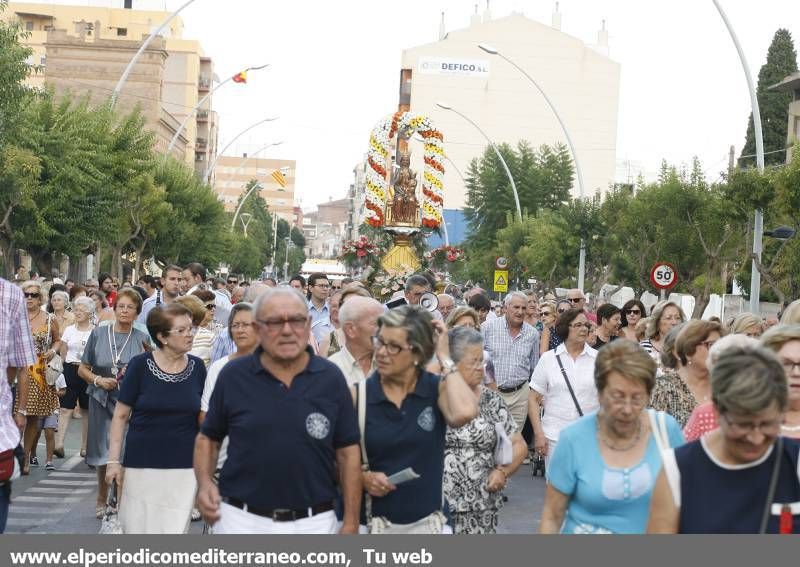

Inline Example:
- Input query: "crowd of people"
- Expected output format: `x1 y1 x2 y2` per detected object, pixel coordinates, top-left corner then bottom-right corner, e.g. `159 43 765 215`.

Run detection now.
1 265 799 535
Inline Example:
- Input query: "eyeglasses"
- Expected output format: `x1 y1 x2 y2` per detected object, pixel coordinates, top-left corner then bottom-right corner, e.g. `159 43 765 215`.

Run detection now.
23 292 40 298
255 316 309 332
230 322 252 330
626 309 641 316
371 335 414 356
720 413 782 436
331 285 342 290
168 326 198 336
540 311 552 317
607 393 648 410
569 322 591 329
314 283 330 289
781 358 800 374
568 297 584 304
227 280 238 285
205 303 216 310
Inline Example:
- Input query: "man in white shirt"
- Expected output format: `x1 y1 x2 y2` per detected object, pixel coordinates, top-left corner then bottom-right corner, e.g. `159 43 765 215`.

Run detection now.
328 297 383 386
138 265 183 324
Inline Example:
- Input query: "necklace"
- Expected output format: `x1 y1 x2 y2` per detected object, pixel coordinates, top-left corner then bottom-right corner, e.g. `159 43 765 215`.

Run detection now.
598 416 642 451
28 310 41 324
109 324 134 375
781 423 800 432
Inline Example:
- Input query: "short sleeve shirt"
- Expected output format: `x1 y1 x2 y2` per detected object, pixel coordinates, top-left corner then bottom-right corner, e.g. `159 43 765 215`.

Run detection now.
118 352 205 469
201 346 359 510
361 370 446 524
548 410 685 534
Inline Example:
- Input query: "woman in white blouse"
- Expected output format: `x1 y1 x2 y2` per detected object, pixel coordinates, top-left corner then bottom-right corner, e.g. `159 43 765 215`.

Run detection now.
55 296 95 458
528 308 599 469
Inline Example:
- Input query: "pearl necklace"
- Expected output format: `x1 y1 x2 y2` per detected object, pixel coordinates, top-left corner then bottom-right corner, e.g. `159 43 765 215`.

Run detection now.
597 416 642 451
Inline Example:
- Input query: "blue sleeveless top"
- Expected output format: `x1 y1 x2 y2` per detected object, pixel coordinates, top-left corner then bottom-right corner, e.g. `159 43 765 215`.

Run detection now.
674 437 800 533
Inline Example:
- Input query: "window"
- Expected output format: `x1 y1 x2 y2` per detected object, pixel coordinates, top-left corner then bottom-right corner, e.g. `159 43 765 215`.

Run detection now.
25 21 34 31
117 28 127 37
40 56 46 66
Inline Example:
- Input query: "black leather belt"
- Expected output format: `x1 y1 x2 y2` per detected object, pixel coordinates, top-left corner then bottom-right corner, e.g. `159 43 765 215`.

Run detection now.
222 497 333 522
498 382 527 393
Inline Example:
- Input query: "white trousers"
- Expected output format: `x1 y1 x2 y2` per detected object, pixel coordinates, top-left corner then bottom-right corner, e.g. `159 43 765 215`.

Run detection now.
544 438 558 477
213 502 338 534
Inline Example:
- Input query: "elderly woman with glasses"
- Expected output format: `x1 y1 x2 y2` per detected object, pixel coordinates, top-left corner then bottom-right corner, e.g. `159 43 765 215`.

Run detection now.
355 305 478 533
650 320 723 428
540 299 573 355
529 309 600 469
78 288 150 518
761 325 800 439
540 341 684 533
648 345 800 533
106 303 206 533
443 327 527 534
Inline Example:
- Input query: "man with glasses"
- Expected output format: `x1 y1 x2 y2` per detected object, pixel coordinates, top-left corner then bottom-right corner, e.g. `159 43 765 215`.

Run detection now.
307 273 333 344
565 289 597 323
483 291 540 432
195 288 361 534
226 277 239 296
436 294 455 321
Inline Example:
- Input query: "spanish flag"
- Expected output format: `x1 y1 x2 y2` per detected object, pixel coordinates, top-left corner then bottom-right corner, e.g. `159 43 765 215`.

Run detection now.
232 70 247 84
271 169 287 187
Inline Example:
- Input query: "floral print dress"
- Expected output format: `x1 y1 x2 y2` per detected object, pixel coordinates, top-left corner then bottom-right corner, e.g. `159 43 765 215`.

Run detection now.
443 387 517 534
16 315 59 417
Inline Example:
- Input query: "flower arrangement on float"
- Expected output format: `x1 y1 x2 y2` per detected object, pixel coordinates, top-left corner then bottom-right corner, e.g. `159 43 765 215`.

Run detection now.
372 265 417 301
338 236 381 270
424 245 465 268
365 111 445 230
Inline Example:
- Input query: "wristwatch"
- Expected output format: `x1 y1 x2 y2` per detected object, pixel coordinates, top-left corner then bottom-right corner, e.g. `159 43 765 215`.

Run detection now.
439 356 457 377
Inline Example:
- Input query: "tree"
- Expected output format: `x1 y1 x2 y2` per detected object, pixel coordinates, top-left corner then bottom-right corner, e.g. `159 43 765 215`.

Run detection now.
227 180 274 277
739 29 798 168
0 0 33 150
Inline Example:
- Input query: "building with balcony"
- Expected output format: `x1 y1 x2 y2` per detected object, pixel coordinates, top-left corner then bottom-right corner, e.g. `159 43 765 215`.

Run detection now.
4 1 217 166
212 155 297 225
772 71 800 163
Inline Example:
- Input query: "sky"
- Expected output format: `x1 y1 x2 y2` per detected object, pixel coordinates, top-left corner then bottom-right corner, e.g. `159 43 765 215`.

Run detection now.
44 0 800 211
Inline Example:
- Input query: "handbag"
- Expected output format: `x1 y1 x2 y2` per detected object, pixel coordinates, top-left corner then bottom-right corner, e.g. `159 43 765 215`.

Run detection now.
44 315 62 386
357 379 447 534
494 423 513 466
0 449 15 483
555 354 583 417
99 480 123 534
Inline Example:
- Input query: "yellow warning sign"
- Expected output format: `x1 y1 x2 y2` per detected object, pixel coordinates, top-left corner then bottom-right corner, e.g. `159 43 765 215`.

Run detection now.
493 270 509 292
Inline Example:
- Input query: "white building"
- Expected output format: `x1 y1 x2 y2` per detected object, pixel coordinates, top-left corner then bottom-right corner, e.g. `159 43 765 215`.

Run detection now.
399 9 621 211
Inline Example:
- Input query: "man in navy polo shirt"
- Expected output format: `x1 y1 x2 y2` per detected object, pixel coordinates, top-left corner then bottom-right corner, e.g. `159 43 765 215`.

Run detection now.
194 287 361 534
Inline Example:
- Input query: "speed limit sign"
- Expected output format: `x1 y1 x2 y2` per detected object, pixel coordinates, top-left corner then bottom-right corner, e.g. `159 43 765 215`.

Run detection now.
650 262 678 290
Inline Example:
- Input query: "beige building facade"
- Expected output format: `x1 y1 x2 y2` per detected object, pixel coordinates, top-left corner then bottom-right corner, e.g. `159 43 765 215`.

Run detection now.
213 155 297 224
399 12 620 209
5 2 217 169
773 71 800 163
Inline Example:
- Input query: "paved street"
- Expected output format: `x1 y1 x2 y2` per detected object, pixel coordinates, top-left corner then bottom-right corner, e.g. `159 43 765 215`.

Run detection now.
6 420 545 534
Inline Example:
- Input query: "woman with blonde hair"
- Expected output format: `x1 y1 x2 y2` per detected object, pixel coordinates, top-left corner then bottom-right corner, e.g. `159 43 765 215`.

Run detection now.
727 312 763 339
780 299 800 325
761 325 800 438
640 302 686 361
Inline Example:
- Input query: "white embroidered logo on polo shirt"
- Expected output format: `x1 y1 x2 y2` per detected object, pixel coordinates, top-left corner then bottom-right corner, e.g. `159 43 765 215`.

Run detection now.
306 412 331 439
417 407 435 432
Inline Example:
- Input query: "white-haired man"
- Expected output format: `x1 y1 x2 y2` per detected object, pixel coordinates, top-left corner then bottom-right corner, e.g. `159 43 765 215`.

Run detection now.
482 291 540 430
328 296 383 386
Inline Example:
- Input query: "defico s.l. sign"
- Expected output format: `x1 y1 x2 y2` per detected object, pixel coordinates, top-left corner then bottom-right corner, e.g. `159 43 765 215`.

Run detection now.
650 262 678 290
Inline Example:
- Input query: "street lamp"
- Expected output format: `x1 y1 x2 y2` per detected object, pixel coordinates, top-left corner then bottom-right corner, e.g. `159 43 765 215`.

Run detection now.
166 63 270 155
229 146 287 230
111 0 198 109
712 0 766 315
239 213 253 238
764 226 796 240
283 237 293 281
203 117 279 184
435 101 521 219
478 42 587 290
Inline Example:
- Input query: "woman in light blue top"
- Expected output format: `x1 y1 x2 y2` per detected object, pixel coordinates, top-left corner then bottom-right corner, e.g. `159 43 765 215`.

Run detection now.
540 340 685 534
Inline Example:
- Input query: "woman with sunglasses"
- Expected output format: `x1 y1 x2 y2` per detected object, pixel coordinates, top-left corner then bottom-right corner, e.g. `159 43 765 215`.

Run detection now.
355 305 478 533
619 300 646 342
541 341 684 533
539 299 573 355
16 281 62 474
648 345 800 533
529 309 600 469
106 303 206 533
187 290 223 368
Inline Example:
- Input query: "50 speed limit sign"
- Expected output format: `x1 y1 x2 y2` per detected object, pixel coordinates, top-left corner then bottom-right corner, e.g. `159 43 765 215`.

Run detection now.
650 262 678 290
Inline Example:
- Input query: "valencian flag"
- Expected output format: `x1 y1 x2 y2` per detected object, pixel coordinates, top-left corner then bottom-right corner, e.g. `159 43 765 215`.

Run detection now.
232 70 247 83
271 169 287 187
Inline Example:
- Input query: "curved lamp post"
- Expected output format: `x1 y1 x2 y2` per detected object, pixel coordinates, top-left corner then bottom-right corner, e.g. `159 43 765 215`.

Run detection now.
111 0 198 109
435 101 522 219
712 0 765 315
203 117 278 184
167 63 270 155
229 141 285 230
478 42 587 290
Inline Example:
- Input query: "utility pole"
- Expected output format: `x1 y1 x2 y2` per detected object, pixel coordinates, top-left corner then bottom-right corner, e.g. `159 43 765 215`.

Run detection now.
728 145 735 178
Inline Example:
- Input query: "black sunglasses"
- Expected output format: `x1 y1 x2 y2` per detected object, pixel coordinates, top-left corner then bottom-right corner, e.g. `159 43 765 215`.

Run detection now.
626 309 641 315
227 280 238 284
24 292 40 298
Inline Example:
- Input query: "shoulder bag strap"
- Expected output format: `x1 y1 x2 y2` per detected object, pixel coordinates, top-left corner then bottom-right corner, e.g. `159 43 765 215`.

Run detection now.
555 354 583 417
357 378 373 524
648 409 667 453
759 436 784 534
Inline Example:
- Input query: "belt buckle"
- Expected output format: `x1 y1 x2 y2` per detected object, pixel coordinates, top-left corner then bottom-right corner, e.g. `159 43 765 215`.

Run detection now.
272 509 295 522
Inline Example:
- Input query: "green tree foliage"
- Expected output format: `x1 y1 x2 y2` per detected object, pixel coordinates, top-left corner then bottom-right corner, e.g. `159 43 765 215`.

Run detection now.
739 29 798 168
227 180 275 277
0 0 33 148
